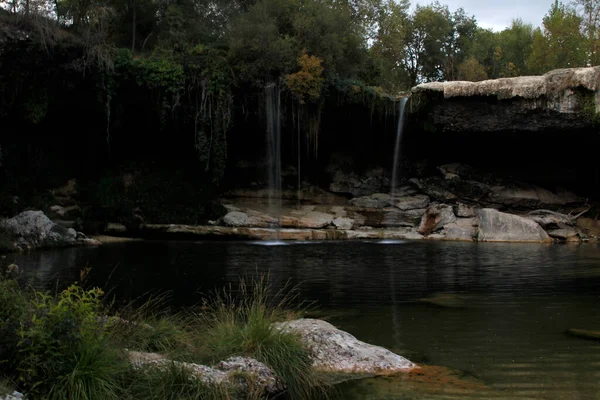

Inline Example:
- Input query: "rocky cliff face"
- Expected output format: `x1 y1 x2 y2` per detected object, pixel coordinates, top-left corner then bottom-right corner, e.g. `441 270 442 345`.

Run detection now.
411 67 600 132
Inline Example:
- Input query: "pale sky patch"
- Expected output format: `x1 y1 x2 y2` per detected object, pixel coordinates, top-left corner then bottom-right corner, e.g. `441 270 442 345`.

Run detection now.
413 0 555 31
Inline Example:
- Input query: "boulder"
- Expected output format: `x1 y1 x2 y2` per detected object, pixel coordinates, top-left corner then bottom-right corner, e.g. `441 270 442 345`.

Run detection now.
418 204 456 235
476 208 551 242
394 195 430 210
333 217 354 230
274 319 416 374
129 352 283 396
223 211 250 227
0 211 98 251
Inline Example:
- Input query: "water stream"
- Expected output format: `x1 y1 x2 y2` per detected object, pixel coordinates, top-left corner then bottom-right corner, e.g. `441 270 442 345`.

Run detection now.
391 97 409 201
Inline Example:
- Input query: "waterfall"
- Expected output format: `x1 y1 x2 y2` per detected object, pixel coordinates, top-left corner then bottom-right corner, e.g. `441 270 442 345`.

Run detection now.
391 97 409 201
265 83 282 235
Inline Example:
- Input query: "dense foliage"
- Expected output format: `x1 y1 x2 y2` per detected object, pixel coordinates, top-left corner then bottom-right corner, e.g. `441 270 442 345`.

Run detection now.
0 268 326 399
1 0 599 219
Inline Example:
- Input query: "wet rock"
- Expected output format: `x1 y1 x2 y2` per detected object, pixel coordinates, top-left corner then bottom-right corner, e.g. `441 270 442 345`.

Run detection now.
454 203 476 217
333 217 354 230
418 204 456 235
223 211 250 227
275 319 416 374
394 195 430 211
525 210 575 229
0 211 98 251
476 208 551 242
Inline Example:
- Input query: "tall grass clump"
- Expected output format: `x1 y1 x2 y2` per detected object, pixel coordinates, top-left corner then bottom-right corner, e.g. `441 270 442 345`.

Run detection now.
196 275 329 400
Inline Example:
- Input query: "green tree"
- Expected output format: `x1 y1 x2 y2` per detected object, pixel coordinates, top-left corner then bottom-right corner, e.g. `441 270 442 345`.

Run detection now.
528 1 585 72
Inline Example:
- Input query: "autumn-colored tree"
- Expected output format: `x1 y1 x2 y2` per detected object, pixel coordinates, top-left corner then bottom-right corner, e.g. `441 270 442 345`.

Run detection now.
285 52 324 104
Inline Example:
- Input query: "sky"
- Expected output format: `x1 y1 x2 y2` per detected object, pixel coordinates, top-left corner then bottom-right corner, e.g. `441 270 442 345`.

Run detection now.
414 0 554 32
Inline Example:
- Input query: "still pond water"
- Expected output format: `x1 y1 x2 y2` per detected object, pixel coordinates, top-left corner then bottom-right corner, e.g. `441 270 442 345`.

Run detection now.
6 240 600 399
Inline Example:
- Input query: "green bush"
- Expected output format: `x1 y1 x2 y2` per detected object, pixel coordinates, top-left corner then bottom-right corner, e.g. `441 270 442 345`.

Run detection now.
17 285 125 399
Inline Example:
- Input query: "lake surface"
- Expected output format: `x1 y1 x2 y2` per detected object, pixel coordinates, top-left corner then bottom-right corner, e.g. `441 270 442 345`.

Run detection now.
5 240 600 399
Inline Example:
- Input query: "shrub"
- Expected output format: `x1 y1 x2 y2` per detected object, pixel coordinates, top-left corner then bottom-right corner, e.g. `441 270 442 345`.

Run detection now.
17 285 125 399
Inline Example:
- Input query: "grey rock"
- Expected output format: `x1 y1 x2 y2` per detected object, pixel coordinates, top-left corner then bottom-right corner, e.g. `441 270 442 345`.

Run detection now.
476 208 551 242
442 223 475 241
350 195 390 209
454 203 476 217
274 319 416 374
298 211 334 229
223 211 250 227
418 204 456 235
216 356 284 394
547 227 580 241
128 351 283 396
0 211 94 251
333 217 354 230
394 194 430 210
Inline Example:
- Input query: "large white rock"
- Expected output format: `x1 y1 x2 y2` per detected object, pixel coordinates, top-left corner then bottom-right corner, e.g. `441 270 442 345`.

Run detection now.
476 208 551 242
275 319 416 374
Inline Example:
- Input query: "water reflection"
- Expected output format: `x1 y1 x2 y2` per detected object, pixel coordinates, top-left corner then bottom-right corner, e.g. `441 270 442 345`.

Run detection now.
5 240 600 399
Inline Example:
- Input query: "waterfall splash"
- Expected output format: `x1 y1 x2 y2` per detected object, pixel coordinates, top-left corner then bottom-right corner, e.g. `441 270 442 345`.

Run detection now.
391 97 408 202
265 83 282 237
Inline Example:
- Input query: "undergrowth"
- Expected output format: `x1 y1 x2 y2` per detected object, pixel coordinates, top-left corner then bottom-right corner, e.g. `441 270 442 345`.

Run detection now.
0 271 330 400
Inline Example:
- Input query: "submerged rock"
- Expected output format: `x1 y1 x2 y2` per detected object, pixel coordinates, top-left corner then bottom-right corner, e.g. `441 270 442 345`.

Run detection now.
476 208 551 242
0 211 99 251
275 319 416 375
